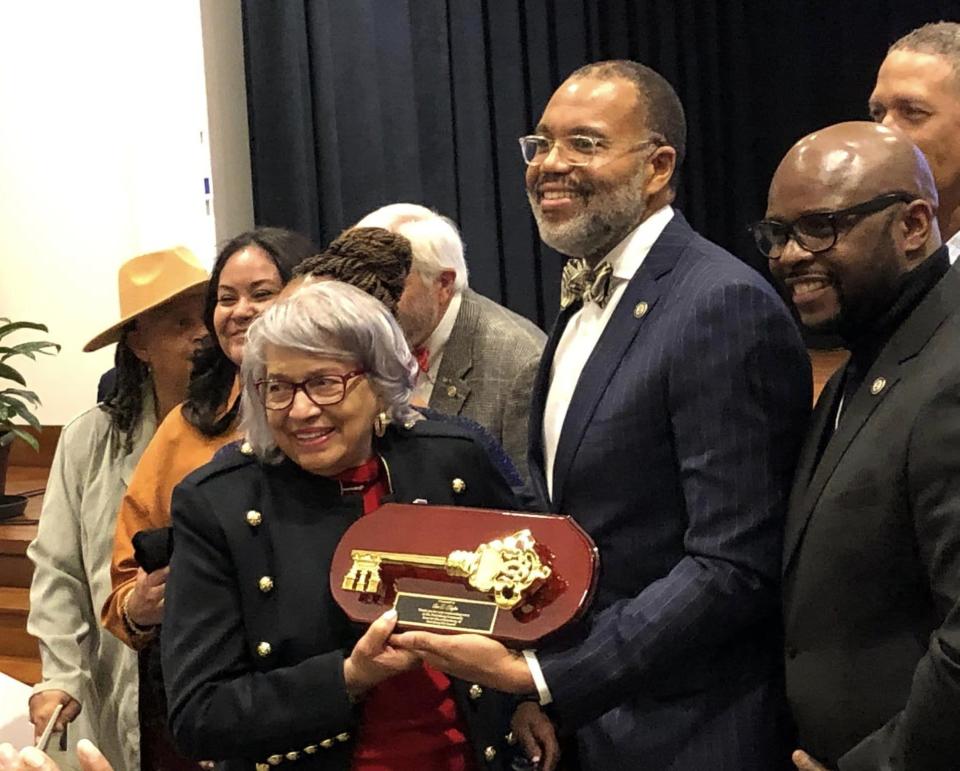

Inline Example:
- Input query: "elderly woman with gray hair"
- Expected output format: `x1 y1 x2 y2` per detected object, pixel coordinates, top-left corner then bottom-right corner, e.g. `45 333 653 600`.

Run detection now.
160 281 533 771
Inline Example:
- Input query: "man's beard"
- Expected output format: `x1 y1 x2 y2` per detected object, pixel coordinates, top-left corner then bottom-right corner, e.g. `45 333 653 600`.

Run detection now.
527 167 649 259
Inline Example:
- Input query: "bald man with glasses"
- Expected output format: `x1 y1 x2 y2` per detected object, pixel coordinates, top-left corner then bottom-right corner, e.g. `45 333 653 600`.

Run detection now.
756 121 960 771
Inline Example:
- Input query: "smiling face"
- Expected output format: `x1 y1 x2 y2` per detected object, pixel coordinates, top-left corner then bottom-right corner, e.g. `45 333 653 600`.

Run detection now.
765 128 927 335
213 246 284 366
870 50 960 219
766 188 905 335
263 345 381 477
525 76 672 262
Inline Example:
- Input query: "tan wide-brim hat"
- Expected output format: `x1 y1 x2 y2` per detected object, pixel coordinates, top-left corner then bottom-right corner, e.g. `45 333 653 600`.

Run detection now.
84 246 210 352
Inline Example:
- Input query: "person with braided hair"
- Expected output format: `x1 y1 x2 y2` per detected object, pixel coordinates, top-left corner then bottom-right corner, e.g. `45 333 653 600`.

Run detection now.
290 227 412 315
27 247 207 771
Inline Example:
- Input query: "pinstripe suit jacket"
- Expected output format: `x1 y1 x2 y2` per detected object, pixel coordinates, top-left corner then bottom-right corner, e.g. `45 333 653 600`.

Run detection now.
429 288 546 483
528 212 811 770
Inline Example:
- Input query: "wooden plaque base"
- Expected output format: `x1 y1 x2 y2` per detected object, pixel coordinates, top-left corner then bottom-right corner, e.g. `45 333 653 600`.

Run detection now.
330 503 598 646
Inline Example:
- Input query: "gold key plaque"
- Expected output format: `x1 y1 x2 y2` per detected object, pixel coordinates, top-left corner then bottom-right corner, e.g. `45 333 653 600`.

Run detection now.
330 504 599 645
342 529 552 610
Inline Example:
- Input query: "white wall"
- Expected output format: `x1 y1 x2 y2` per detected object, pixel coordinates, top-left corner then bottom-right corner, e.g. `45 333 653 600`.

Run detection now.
0 1 254 426
200 0 256 245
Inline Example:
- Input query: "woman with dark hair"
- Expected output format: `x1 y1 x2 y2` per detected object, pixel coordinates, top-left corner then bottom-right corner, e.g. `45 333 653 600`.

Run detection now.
27 247 207 771
101 227 316 770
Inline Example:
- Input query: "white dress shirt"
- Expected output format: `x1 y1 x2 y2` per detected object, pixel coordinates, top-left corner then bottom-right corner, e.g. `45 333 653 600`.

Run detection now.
543 205 675 500
411 291 462 406
947 229 960 265
525 205 674 705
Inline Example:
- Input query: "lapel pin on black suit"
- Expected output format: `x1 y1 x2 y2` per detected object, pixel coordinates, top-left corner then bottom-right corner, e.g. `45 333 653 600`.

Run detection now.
633 301 649 319
871 377 887 395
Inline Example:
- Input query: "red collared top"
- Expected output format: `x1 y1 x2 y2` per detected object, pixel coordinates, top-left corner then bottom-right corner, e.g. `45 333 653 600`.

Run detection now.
336 457 477 771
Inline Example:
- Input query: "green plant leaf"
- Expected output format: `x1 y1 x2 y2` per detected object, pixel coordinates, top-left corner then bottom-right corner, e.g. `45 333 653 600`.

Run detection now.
0 341 61 362
0 426 39 451
0 321 49 340
1 398 40 429
0 362 26 386
0 388 40 406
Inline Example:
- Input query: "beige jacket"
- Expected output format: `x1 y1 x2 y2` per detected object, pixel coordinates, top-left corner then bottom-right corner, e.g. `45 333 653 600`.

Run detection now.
27 399 157 771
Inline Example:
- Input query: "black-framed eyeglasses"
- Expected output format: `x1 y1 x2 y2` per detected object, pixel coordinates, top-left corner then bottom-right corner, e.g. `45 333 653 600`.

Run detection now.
255 370 366 411
747 192 917 259
518 133 664 167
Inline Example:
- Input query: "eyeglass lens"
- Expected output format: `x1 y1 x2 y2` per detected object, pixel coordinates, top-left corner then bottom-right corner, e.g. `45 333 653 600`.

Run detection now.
520 136 596 166
259 374 358 410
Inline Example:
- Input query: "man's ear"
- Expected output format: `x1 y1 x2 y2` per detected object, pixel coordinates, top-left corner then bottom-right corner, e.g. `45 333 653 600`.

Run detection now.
435 270 458 304
901 199 937 261
436 270 457 290
644 146 677 200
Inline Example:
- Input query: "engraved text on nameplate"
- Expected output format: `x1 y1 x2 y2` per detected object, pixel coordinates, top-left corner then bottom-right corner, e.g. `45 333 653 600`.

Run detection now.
394 592 499 634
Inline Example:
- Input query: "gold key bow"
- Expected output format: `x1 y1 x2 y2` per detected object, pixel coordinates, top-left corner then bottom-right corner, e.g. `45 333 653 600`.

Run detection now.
342 529 552 609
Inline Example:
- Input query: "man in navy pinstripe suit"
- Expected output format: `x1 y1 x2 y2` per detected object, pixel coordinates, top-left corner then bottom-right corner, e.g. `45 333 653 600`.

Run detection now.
393 60 811 770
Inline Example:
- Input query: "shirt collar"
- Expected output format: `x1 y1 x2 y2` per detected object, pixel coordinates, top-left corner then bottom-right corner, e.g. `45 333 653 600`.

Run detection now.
946 229 960 264
422 289 463 359
603 205 675 280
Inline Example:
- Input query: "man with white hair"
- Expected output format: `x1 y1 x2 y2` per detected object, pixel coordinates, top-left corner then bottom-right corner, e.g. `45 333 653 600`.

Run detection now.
354 204 545 481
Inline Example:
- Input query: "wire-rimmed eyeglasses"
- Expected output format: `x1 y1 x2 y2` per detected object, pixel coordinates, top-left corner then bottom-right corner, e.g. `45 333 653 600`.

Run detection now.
255 370 366 411
748 192 917 259
518 133 664 167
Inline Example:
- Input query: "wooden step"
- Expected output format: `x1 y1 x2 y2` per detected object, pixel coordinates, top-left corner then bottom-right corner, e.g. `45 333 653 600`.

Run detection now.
0 654 41 685
0 586 38 659
0 520 37 588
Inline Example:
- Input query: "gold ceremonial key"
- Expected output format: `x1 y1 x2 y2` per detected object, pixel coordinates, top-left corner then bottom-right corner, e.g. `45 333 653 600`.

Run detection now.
341 529 552 609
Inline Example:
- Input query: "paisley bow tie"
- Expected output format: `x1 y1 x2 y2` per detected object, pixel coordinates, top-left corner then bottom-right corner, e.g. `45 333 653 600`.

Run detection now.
560 258 614 309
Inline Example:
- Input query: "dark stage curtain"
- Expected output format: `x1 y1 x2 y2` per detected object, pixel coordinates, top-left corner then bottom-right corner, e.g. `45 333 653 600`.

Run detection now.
241 0 957 330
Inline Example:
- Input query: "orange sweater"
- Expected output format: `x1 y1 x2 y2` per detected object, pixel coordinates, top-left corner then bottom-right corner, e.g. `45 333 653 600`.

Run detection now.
101 401 241 649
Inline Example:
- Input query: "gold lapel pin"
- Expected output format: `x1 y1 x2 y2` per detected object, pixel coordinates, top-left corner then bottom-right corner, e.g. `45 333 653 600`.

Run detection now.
871 377 887 395
633 301 649 319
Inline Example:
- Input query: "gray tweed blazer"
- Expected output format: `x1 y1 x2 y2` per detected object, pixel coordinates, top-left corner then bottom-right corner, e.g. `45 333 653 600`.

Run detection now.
428 288 546 482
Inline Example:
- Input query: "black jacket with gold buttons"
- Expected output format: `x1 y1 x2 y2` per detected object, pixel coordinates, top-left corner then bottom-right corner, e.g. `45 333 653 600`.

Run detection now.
161 420 525 770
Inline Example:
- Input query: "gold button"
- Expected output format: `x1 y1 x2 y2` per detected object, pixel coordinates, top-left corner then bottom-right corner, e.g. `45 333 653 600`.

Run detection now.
452 478 467 494
258 576 274 593
256 641 272 657
240 440 254 456
505 730 517 745
634 301 649 318
256 764 270 771
285 751 300 761
468 683 483 700
246 510 263 527
871 377 887 395
320 739 335 749
484 746 497 762
303 745 318 754
335 732 350 742
267 755 283 766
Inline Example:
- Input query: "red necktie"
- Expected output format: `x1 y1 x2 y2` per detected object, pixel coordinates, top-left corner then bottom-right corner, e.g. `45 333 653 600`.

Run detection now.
414 346 430 374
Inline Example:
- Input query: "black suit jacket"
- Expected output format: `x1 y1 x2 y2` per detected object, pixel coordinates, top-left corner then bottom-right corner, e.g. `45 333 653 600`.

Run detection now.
783 259 960 770
161 421 523 770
